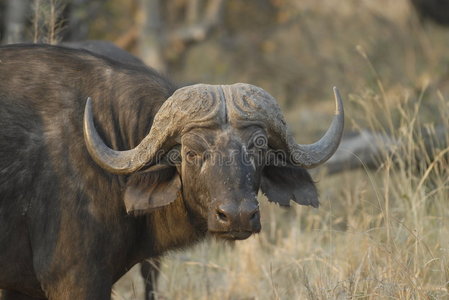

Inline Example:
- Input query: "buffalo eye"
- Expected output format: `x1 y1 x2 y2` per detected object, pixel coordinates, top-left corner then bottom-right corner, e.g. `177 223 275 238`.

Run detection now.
185 150 199 162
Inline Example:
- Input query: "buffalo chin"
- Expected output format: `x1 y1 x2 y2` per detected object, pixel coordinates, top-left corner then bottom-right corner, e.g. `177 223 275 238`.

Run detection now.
209 230 255 241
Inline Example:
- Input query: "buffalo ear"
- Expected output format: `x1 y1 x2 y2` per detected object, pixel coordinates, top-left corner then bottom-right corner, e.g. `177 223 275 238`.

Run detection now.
124 168 181 215
260 165 319 207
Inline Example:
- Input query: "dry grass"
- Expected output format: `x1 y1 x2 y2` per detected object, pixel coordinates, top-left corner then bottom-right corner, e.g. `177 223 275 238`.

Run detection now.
113 0 449 299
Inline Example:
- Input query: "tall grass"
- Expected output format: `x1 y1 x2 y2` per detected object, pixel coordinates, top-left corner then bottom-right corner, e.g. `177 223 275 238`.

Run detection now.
112 0 449 299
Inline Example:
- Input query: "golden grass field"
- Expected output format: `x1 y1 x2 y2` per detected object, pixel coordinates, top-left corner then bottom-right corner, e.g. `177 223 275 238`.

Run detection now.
112 0 449 299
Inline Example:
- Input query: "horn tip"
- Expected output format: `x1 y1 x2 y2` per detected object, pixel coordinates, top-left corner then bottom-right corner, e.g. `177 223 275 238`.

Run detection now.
332 86 343 115
85 97 93 114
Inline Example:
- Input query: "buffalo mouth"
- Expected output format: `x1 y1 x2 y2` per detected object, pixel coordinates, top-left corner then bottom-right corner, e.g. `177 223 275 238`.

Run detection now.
210 230 254 240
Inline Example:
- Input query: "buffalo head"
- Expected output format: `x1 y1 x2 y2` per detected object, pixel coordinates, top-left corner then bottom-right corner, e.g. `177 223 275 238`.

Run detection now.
83 83 344 240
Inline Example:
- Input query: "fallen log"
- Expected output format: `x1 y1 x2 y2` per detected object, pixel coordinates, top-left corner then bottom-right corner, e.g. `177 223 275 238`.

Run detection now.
323 125 447 175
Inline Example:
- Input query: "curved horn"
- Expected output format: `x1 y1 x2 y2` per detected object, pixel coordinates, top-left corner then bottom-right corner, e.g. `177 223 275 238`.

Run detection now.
83 85 226 175
285 87 344 168
83 98 148 174
225 84 344 168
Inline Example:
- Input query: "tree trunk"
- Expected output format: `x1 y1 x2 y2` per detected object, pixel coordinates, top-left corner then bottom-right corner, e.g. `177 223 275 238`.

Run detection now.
4 0 30 44
138 0 166 72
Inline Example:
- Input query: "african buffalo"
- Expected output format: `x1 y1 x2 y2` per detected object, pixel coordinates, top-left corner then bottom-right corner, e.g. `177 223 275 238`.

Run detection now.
0 44 344 299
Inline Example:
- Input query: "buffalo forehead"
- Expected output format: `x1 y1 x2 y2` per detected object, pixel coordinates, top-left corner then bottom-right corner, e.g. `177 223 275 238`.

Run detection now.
182 126 261 150
173 83 280 130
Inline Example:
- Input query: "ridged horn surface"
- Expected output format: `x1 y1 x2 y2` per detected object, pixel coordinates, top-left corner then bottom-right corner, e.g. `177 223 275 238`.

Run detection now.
83 85 226 174
223 84 344 168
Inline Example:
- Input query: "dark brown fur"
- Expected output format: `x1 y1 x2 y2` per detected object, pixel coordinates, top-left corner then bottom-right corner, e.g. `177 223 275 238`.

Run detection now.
64 40 169 300
0 44 196 299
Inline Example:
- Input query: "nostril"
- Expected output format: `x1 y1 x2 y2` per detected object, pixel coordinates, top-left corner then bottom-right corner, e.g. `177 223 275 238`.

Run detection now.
216 208 228 222
249 210 259 221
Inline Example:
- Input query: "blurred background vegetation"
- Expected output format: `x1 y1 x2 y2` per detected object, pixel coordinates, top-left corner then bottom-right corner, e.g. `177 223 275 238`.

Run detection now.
3 0 448 111
2 0 449 116
2 0 449 299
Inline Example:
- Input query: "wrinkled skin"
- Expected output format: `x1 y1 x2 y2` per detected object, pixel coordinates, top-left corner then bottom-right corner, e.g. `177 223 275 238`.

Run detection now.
180 126 266 239
0 44 323 300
